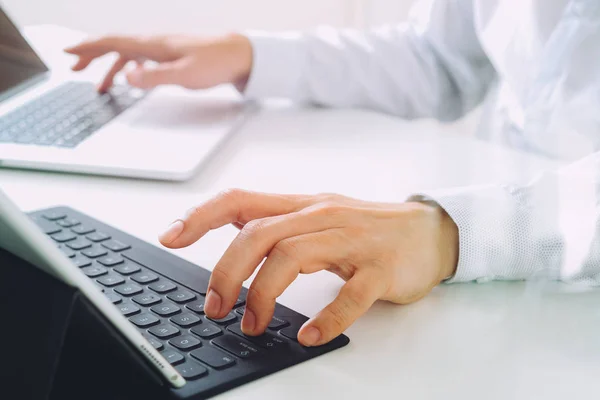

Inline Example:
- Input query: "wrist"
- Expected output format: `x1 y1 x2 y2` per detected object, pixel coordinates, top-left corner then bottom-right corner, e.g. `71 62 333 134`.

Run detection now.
223 33 253 90
438 207 459 281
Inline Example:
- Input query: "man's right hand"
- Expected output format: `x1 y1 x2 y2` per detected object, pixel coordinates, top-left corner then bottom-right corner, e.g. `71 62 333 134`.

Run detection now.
64 34 253 93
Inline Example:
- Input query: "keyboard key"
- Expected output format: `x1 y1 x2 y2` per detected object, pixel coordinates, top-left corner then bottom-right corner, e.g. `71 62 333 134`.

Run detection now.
185 301 205 314
170 313 201 327
81 266 108 278
129 313 159 328
58 245 76 258
235 307 245 316
114 283 143 296
86 231 111 242
279 326 300 341
151 303 181 317
132 293 162 306
114 262 141 275
162 350 185 366
66 238 92 251
149 281 177 294
101 239 131 252
71 255 92 268
97 255 124 267
227 323 286 350
144 336 164 351
57 218 80 228
167 290 196 304
268 316 290 330
148 324 180 339
208 313 237 325
82 246 108 259
190 347 236 370
118 303 140 317
176 361 207 380
212 334 263 359
71 225 95 235
34 218 61 234
97 274 125 287
169 335 201 351
234 293 246 308
191 324 222 339
51 231 76 243
131 272 159 284
104 292 122 304
43 211 66 221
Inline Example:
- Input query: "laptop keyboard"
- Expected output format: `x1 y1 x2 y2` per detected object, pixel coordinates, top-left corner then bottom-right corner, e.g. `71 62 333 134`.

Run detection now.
29 207 349 395
0 81 144 148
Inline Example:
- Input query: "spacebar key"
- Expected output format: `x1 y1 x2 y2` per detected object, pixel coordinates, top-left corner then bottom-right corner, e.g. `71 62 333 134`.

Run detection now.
121 248 209 295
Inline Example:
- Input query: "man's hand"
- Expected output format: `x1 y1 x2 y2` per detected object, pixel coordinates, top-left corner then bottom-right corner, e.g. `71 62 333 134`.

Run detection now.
64 34 253 92
159 189 459 347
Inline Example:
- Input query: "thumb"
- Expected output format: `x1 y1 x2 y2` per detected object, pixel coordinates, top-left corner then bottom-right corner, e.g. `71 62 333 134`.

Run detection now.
125 61 185 89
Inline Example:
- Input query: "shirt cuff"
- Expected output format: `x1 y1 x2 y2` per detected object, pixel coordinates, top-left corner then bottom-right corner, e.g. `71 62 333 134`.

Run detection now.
241 31 307 100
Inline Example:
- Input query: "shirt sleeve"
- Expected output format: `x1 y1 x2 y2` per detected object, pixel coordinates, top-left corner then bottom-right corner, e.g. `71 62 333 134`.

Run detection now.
242 0 495 122
410 151 600 285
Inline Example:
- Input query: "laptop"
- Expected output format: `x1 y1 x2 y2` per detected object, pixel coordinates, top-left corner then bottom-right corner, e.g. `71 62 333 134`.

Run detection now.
0 6 253 181
0 188 350 398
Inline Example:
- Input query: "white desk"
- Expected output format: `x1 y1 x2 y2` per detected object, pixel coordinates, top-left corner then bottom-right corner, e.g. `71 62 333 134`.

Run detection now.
4 26 600 400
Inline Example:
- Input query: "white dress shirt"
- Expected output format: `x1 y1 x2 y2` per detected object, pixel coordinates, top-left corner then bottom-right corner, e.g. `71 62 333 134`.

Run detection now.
242 0 600 285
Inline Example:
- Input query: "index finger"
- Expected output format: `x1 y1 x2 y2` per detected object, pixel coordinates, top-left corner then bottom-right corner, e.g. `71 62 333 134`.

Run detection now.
64 36 171 62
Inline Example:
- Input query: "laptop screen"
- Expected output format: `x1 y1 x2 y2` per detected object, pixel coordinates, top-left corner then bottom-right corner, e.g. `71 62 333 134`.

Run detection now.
0 7 48 97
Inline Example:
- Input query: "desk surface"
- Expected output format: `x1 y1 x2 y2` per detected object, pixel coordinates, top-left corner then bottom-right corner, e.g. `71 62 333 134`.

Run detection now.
3 26 599 400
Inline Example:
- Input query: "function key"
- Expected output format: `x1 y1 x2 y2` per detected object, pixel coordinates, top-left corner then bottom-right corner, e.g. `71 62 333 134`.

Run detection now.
268 316 290 330
149 281 177 294
81 266 108 278
170 313 201 328
97 255 124 267
161 350 184 366
131 272 159 284
104 292 122 304
58 245 76 258
66 238 92 251
167 290 196 304
151 303 181 317
97 274 125 287
208 313 237 325
43 211 66 221
86 231 111 242
81 246 108 259
71 255 92 268
132 293 162 307
51 231 77 243
72 225 95 235
190 346 236 370
114 262 141 275
191 324 222 340
212 334 263 359
175 361 207 380
118 303 140 317
169 335 202 351
114 283 143 296
57 218 80 228
101 239 131 252
185 301 205 315
129 313 159 328
148 324 180 340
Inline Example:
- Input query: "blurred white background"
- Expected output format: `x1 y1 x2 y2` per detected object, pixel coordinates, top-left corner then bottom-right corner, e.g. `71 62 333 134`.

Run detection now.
3 0 417 34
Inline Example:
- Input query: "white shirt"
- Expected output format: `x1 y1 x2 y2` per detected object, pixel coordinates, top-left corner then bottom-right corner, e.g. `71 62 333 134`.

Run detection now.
242 0 600 285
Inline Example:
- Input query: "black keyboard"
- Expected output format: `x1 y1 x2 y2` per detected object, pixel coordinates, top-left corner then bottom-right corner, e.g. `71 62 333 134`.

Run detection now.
29 206 349 398
0 81 144 148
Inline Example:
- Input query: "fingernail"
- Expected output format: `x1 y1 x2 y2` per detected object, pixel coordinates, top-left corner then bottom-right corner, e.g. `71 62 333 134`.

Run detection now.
242 308 256 333
205 289 222 316
159 220 184 244
300 326 321 347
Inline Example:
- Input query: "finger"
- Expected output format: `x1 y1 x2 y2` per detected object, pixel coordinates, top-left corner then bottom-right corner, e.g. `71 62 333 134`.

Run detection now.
159 189 312 248
205 208 340 319
298 270 385 346
97 55 129 93
124 60 186 89
65 36 175 62
242 230 344 336
71 55 95 71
